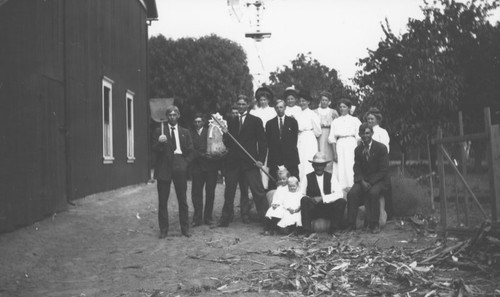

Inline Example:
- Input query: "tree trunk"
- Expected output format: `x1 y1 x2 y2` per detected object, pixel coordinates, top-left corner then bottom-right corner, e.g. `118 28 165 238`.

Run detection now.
400 145 407 175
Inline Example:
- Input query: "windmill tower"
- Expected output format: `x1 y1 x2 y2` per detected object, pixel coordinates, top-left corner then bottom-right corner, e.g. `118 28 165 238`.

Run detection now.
227 0 272 86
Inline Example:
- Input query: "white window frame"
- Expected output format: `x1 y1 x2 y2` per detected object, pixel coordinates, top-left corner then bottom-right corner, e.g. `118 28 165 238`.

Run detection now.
126 90 135 163
102 76 114 164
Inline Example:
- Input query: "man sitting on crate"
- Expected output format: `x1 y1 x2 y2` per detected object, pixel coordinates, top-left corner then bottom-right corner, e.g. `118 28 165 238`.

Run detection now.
300 152 346 236
346 122 389 234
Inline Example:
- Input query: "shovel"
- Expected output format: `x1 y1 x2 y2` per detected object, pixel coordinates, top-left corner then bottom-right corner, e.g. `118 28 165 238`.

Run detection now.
149 98 174 136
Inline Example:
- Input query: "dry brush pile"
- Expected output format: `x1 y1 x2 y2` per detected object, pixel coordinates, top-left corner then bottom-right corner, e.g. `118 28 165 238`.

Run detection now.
216 222 500 296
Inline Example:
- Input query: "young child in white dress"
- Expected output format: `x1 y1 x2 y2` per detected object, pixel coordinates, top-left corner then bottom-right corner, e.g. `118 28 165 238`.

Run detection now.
263 168 290 235
277 177 303 233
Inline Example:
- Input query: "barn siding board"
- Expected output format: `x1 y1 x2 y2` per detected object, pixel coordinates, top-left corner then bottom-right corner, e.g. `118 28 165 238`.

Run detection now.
0 0 152 231
0 0 67 231
65 0 149 199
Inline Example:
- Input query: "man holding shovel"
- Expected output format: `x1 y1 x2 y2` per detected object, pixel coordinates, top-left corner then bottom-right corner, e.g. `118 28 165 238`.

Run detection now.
152 106 193 238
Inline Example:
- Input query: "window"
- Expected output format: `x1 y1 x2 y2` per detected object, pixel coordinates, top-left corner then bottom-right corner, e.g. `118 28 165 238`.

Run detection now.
102 76 114 164
126 90 135 162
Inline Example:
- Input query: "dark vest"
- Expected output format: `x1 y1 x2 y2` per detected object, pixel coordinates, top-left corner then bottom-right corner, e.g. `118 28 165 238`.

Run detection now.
305 172 332 197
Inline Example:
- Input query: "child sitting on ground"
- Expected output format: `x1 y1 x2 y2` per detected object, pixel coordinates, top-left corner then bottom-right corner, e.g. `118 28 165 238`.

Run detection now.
276 176 302 233
263 168 290 235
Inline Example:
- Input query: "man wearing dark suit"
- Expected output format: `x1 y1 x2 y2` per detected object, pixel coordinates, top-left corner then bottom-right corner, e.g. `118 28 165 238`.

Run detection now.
152 106 193 238
189 113 220 226
300 152 346 235
265 99 300 189
218 95 268 226
346 122 389 234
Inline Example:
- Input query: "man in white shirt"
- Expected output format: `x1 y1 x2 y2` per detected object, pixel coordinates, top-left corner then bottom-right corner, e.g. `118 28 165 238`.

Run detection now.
152 106 193 238
300 152 346 235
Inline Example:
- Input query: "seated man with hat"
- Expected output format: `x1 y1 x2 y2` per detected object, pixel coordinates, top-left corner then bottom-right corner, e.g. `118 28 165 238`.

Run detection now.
300 152 346 235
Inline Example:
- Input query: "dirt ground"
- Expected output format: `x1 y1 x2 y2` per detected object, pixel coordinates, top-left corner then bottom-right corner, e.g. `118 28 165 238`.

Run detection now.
0 180 442 297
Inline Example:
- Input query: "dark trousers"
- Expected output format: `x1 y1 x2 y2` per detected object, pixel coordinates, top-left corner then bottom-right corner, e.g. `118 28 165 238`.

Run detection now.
268 164 300 190
221 165 267 224
347 181 386 228
191 169 218 224
157 155 189 234
264 217 280 231
385 180 393 220
301 197 346 232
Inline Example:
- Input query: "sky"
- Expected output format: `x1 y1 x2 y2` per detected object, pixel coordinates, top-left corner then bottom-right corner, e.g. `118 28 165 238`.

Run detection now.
148 0 500 87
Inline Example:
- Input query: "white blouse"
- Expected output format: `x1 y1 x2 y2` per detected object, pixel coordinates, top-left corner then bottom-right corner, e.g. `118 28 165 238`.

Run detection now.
328 114 362 144
284 105 301 119
250 106 276 128
296 108 321 137
372 125 390 153
314 107 338 128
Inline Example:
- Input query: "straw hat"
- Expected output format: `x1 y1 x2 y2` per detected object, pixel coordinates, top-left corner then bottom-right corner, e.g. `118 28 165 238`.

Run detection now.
309 152 330 164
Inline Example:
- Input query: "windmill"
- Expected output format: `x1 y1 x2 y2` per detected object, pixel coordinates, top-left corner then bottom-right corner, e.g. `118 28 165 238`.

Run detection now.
227 0 272 86
227 0 271 42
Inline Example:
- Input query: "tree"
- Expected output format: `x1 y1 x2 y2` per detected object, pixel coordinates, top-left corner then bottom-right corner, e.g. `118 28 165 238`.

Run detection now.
267 53 357 109
148 34 253 124
355 0 500 167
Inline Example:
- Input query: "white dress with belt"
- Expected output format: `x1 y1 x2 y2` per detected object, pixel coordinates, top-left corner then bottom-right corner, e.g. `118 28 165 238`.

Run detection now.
296 108 321 183
314 107 339 174
328 114 361 190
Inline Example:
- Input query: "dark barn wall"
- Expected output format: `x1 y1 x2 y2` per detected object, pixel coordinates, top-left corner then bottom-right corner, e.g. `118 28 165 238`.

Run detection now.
65 0 149 199
0 0 67 231
0 0 150 231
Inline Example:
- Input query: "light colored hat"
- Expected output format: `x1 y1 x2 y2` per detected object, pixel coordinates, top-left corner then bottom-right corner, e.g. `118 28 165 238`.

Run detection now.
309 152 330 164
283 86 298 99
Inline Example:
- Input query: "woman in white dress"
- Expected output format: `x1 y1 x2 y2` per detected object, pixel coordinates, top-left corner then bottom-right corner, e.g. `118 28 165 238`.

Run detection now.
363 107 390 152
328 99 361 190
314 91 339 174
250 86 276 189
250 86 276 129
296 90 321 183
283 87 301 119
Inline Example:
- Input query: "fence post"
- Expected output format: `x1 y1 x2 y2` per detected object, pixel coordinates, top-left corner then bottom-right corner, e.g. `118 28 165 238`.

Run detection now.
458 111 469 226
484 108 499 222
426 135 434 210
487 113 500 221
437 126 447 230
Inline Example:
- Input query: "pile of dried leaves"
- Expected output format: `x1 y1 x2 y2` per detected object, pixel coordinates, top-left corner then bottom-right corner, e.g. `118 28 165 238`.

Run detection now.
239 223 500 296
246 241 440 296
420 221 500 273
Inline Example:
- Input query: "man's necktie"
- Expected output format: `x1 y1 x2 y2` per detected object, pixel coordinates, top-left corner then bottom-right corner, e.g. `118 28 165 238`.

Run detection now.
279 117 283 138
363 144 369 161
238 114 243 134
171 126 177 151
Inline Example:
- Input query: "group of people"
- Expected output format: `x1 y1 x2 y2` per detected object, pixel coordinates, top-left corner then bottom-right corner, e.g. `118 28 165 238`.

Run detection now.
152 86 391 238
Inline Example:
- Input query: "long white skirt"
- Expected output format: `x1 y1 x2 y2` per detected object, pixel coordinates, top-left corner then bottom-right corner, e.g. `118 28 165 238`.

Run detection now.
336 136 357 190
298 130 318 183
318 127 336 174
